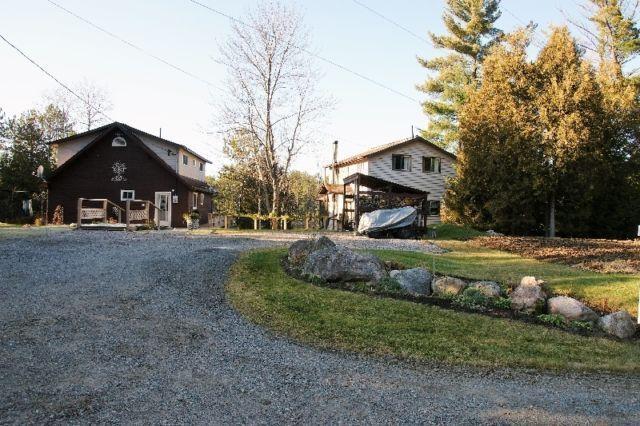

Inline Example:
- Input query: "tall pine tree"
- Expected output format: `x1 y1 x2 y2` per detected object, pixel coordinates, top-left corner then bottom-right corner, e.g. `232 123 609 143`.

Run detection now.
417 0 502 151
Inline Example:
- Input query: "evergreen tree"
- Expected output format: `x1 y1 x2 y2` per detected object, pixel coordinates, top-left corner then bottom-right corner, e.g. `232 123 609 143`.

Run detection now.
445 29 543 234
417 0 502 151
446 26 635 237
533 27 607 237
0 104 72 193
583 0 640 79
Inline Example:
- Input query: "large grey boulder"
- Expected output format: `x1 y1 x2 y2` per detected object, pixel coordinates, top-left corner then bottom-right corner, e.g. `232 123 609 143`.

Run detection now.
389 268 432 296
301 245 387 283
468 281 502 298
547 296 599 322
288 236 336 267
598 311 637 339
432 276 467 296
510 277 546 314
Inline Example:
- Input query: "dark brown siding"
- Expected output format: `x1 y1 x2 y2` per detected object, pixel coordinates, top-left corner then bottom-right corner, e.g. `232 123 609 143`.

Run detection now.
47 128 203 228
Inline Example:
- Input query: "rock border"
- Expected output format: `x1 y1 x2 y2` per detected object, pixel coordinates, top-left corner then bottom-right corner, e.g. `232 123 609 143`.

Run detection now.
284 237 639 341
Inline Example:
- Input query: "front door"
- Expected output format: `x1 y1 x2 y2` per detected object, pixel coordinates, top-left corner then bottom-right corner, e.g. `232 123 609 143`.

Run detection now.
154 192 172 227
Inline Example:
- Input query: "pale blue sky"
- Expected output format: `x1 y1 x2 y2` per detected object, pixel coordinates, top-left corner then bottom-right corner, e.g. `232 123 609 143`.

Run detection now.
2 0 575 175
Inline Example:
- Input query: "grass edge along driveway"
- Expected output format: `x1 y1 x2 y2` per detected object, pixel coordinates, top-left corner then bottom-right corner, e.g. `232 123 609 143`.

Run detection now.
227 248 640 373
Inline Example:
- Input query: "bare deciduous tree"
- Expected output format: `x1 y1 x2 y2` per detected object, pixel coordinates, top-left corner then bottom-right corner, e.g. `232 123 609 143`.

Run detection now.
47 79 113 131
217 1 330 224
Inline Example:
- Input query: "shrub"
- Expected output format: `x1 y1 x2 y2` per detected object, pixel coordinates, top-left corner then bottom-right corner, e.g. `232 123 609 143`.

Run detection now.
570 320 594 332
492 297 511 310
537 314 566 328
377 277 403 293
453 288 490 311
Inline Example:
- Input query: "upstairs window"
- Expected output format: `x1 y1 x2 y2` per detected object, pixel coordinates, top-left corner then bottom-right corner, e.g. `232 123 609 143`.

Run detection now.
392 154 411 171
423 157 441 173
199 162 204 172
121 190 135 201
112 136 127 147
192 192 198 207
183 154 189 165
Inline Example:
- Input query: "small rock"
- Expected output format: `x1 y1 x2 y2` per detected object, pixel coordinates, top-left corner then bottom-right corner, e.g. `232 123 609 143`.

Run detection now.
510 277 546 313
288 236 336 266
598 311 637 339
432 276 467 296
520 276 544 287
302 245 387 283
468 281 502 298
486 229 504 237
547 296 599 322
389 268 432 296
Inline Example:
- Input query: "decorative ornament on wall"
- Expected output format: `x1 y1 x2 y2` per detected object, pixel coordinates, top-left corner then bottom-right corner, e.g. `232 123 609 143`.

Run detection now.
111 161 127 182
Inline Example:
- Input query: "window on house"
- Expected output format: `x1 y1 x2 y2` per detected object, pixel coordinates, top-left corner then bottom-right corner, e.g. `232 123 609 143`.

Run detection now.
199 193 205 205
192 159 196 166
423 157 442 173
112 136 127 147
392 154 411 171
427 200 441 216
183 154 189 165
199 162 204 172
192 192 198 207
121 190 135 201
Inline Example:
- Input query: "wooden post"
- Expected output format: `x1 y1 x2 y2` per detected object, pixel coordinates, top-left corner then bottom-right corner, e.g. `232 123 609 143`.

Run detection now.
126 200 131 230
354 176 360 230
283 217 288 231
77 198 83 229
145 203 150 227
305 216 309 230
103 199 108 224
253 217 258 230
224 215 229 229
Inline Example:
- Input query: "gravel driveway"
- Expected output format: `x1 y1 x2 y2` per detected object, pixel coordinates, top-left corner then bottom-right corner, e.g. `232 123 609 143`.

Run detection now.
1 230 638 424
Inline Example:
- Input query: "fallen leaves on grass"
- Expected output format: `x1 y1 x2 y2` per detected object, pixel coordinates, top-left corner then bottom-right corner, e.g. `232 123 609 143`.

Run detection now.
476 236 640 274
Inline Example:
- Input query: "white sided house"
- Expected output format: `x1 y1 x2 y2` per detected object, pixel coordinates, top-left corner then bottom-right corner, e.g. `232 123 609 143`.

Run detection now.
319 136 456 230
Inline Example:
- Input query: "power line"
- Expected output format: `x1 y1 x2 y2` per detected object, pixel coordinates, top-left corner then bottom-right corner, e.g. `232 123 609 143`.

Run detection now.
47 0 222 91
0 32 114 122
350 0 434 47
187 0 420 104
502 5 546 49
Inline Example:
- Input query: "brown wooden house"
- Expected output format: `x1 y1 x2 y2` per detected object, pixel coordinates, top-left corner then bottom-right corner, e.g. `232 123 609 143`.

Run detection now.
46 122 215 228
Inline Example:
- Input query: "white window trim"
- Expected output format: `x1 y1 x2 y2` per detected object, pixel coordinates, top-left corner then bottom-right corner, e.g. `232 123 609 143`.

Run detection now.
121 189 135 201
392 154 411 171
199 193 205 206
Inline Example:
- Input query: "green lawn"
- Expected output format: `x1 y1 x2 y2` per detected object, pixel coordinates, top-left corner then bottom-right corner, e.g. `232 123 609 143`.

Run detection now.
227 248 640 372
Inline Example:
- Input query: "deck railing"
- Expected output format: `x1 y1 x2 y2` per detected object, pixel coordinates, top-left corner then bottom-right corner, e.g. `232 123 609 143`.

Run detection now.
76 198 163 230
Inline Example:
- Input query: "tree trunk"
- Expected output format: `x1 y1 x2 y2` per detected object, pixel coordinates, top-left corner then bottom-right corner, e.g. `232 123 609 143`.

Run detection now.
271 187 280 230
548 194 556 238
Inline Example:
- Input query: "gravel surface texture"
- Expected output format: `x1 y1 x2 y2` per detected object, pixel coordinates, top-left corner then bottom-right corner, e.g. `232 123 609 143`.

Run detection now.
1 229 638 424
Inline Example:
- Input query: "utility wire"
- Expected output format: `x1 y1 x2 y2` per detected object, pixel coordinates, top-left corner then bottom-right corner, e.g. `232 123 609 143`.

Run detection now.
350 0 434 47
187 0 420 104
502 5 546 49
0 32 114 122
47 0 222 91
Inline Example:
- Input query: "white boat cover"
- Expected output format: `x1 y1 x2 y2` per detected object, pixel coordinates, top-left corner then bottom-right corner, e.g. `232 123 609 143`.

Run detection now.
357 206 417 234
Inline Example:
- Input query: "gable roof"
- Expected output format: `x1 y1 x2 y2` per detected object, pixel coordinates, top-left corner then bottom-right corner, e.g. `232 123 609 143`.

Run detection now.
326 136 456 168
49 121 211 164
47 122 215 194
